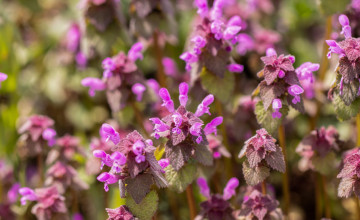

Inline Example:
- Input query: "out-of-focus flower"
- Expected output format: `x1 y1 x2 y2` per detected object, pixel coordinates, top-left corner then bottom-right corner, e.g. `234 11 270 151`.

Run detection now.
106 206 135 220
0 72 7 88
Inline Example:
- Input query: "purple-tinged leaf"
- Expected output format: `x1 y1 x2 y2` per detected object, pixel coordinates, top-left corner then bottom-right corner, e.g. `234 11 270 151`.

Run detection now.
265 146 285 173
242 161 270 186
125 173 153 204
338 177 355 198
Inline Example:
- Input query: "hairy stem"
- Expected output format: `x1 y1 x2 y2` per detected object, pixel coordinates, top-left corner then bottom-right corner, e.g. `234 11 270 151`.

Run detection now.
315 173 322 220
310 16 332 129
186 184 197 220
131 101 150 139
278 125 290 216
153 31 167 88
321 175 331 218
261 180 267 195
357 113 360 146
214 99 233 178
37 153 43 187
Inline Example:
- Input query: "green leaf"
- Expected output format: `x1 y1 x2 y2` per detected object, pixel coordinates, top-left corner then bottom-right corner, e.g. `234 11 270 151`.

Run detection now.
200 67 235 103
341 80 359 106
164 163 197 193
333 94 360 121
255 101 289 135
312 152 336 175
317 0 351 16
242 161 270 186
126 190 159 220
193 143 214 166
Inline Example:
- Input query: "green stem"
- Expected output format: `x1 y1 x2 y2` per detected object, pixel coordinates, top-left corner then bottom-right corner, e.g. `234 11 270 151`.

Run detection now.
186 184 197 220
131 101 150 139
153 31 167 88
261 180 267 195
321 174 331 219
278 125 290 216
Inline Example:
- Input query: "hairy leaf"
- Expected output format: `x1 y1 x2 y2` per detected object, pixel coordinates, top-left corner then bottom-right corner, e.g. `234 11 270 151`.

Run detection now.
259 81 286 111
125 173 153 204
200 67 235 103
165 163 197 193
338 177 355 198
312 152 336 175
340 80 359 106
255 101 289 135
126 190 159 220
165 141 193 171
242 161 270 186
193 143 213 167
265 146 286 173
333 93 360 121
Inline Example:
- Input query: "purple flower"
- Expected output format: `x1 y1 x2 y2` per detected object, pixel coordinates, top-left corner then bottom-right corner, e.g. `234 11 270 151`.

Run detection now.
162 57 177 76
42 128 57 147
158 159 170 173
66 23 81 53
149 117 170 139
191 36 207 55
72 213 84 220
227 64 244 73
223 177 239 200
7 183 20 204
147 79 160 94
159 88 175 112
76 52 87 69
195 94 214 117
197 177 211 199
194 0 208 17
18 115 55 143
19 186 67 219
179 82 189 106
127 42 144 61
271 99 282 119
339 14 352 38
180 52 198 71
81 77 106 97
239 189 279 220
265 48 277 57
297 126 340 173
288 85 304 104
0 72 8 88
106 206 135 220
100 123 121 145
97 172 119 192
296 62 319 99
19 187 38 205
326 40 345 59
210 20 224 40
223 25 241 40
204 116 223 136
260 52 295 85
236 34 254 55
190 122 204 144
131 83 146 101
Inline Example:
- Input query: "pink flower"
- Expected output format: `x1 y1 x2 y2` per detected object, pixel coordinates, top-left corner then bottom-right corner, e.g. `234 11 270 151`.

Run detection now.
106 206 135 220
131 83 146 101
81 77 106 97
127 42 144 62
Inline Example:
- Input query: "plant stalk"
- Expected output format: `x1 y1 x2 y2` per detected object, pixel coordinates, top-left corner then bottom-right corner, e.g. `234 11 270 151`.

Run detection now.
357 113 360 147
37 154 44 186
261 180 267 195
355 196 360 220
153 31 167 88
321 174 331 218
131 101 150 139
186 184 197 220
315 173 322 220
278 125 290 216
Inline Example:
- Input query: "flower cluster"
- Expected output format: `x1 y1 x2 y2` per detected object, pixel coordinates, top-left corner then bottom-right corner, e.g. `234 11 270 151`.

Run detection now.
18 186 67 220
150 82 221 170
106 206 135 220
239 189 281 220
181 0 244 74
82 42 150 112
17 115 57 157
196 177 239 220
256 48 306 120
337 149 360 198
296 126 341 173
239 129 285 185
327 15 360 106
94 125 167 203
